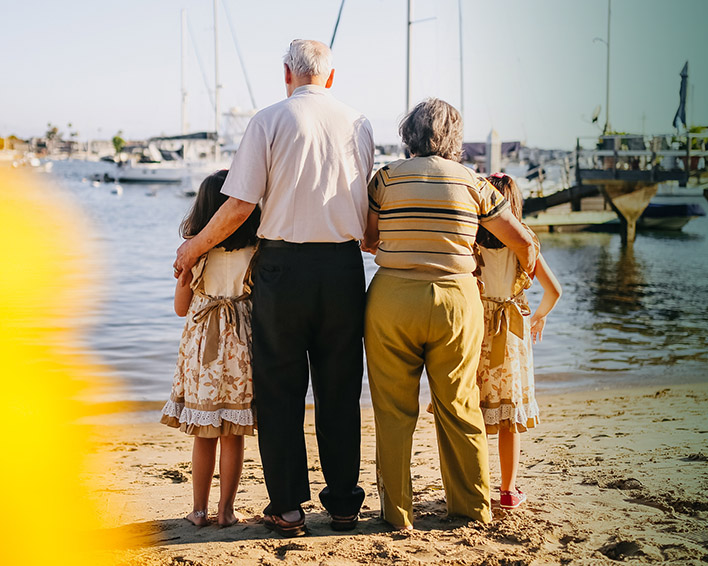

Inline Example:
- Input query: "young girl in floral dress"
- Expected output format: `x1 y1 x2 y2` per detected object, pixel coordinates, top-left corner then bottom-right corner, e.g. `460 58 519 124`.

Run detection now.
161 169 260 527
476 173 561 509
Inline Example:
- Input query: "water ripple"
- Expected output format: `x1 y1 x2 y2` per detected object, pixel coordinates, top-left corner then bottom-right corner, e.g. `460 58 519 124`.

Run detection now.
44 165 708 399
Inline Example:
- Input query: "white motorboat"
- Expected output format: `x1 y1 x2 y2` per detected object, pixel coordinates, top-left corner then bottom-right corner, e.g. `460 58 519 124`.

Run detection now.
108 160 188 184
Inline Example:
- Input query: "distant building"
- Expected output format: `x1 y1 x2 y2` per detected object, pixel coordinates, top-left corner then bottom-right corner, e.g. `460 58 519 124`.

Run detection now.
461 141 522 172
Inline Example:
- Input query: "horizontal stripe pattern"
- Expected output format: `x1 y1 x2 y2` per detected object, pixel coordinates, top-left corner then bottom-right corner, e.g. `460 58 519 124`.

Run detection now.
368 156 508 275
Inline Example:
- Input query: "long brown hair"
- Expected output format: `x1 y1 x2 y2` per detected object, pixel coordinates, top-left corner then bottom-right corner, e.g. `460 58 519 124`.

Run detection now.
180 169 260 251
476 174 523 249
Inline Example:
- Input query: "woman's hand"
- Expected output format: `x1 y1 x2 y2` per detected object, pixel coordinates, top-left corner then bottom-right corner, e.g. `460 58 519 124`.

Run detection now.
483 208 537 274
529 315 546 344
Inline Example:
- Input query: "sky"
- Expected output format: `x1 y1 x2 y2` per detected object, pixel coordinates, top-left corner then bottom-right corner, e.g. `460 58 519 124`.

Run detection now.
1 0 706 149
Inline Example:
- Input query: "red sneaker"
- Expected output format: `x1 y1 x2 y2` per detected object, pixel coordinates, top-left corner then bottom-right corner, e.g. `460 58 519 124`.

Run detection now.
499 488 527 509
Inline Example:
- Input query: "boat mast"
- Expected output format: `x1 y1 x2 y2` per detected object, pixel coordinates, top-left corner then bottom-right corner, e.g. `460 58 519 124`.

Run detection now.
404 2 435 115
213 0 221 160
181 9 188 135
406 0 412 113
603 0 611 134
330 0 346 48
221 0 258 110
458 0 464 128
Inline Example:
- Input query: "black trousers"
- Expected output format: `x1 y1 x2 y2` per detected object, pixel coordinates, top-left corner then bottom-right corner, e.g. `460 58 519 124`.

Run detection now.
251 239 366 516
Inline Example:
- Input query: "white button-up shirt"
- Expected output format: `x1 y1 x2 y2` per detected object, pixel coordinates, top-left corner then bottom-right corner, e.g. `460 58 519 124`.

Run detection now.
221 85 374 243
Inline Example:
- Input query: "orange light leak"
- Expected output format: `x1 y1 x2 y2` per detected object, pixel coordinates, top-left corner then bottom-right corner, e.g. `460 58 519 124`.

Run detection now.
0 168 132 565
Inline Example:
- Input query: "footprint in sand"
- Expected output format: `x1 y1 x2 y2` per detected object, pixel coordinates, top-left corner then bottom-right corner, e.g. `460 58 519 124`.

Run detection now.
599 539 643 560
159 469 189 483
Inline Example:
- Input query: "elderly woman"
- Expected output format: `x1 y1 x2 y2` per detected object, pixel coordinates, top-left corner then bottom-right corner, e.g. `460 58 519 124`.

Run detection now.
362 98 537 529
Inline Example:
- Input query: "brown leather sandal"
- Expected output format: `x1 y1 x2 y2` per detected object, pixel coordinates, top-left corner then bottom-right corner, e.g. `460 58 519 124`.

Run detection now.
263 510 307 538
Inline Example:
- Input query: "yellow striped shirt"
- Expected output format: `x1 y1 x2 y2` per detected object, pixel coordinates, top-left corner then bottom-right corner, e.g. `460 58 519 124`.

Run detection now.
368 156 508 277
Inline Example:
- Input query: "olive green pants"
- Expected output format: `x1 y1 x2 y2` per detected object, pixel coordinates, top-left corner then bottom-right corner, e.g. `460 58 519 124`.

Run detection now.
364 272 491 527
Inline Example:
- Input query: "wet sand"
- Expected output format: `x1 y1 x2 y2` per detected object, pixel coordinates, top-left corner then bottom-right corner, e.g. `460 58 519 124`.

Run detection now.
87 382 708 565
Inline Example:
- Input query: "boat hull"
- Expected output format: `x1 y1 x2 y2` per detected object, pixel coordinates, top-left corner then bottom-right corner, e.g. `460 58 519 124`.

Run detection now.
525 202 705 232
111 163 186 184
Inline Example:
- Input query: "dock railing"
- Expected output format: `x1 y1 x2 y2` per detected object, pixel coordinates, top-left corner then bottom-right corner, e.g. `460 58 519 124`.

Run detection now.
575 133 708 185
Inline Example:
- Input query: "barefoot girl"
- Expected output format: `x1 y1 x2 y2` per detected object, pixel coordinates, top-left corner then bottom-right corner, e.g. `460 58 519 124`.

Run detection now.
476 173 561 509
161 170 260 527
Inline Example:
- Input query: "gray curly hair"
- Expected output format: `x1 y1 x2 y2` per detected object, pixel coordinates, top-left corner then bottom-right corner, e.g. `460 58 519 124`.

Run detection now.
399 98 463 161
283 39 332 78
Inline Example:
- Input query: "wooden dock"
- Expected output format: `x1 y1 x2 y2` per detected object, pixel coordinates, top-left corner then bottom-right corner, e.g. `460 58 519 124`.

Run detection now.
522 133 708 243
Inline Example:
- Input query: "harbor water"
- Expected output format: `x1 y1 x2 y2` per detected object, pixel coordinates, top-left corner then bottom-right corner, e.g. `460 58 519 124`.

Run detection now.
41 163 708 403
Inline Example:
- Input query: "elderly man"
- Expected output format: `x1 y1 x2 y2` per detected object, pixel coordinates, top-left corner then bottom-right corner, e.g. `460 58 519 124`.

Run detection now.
173 39 374 537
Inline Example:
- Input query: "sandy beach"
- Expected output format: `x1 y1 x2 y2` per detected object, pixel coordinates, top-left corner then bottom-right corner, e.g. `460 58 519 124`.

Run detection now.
86 382 708 565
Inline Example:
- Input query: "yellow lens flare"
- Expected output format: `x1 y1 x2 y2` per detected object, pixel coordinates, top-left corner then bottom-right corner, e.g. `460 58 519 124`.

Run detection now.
0 168 139 565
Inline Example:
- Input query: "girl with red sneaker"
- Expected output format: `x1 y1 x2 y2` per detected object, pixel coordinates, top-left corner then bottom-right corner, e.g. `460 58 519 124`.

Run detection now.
475 173 562 509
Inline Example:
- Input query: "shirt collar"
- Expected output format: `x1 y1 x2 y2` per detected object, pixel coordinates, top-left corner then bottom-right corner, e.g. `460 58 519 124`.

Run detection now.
292 84 329 96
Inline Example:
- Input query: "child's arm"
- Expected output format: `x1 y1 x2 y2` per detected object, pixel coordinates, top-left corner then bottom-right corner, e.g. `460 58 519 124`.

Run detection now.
174 270 194 317
530 253 562 343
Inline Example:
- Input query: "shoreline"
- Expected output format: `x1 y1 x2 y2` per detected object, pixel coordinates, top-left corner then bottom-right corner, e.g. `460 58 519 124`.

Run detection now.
81 371 708 417
86 381 708 565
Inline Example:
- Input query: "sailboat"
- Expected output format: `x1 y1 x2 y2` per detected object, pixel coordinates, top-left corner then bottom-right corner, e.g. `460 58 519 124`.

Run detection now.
92 1 254 185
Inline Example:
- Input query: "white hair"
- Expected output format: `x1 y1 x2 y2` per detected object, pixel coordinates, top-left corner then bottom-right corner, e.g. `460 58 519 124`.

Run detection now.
283 39 332 78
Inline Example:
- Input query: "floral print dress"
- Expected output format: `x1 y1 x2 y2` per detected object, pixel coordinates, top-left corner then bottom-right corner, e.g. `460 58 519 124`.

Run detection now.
161 246 256 437
476 229 540 434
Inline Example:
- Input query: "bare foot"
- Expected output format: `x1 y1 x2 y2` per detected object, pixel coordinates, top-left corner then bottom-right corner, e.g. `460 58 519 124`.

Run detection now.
217 508 243 527
185 510 209 527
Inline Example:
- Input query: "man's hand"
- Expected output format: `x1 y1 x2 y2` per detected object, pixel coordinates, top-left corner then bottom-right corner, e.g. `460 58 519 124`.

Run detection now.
172 197 257 286
173 239 198 286
360 239 379 254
